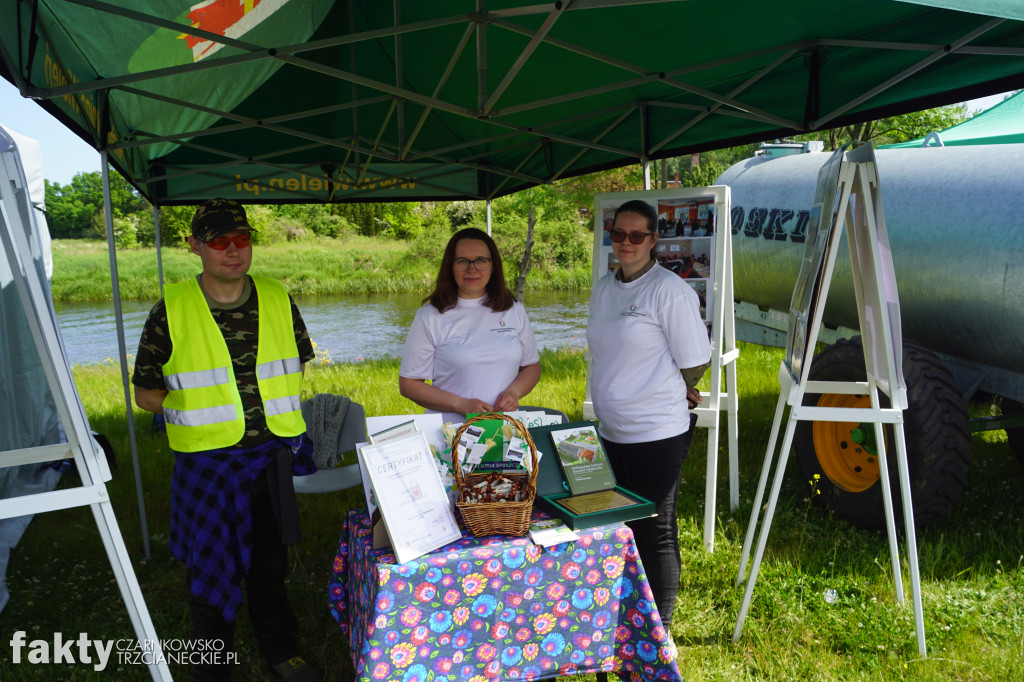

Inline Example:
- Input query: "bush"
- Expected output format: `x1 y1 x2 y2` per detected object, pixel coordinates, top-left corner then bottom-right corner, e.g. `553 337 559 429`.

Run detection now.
314 213 354 238
151 205 194 246
112 214 139 249
536 219 589 267
444 201 476 227
274 205 355 238
244 205 283 244
405 206 452 261
483 216 590 277
371 203 425 240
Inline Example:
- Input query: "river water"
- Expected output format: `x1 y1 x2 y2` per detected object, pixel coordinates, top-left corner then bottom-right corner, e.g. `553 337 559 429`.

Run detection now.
53 289 591 366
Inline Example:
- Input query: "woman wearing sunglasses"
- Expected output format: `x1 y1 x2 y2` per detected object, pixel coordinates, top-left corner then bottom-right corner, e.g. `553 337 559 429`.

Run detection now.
586 199 711 638
399 227 541 424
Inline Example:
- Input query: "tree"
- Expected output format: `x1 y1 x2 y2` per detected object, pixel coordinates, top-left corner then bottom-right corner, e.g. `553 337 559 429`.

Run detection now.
44 179 95 238
153 205 197 246
483 182 591 300
796 104 970 149
44 170 147 239
514 204 536 302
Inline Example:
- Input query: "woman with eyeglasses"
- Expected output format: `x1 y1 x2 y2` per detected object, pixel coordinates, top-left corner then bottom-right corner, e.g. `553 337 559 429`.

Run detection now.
399 227 541 423
586 199 711 636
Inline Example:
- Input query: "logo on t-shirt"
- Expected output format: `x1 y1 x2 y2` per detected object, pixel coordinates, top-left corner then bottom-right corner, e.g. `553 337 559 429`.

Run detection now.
620 304 645 318
491 318 516 334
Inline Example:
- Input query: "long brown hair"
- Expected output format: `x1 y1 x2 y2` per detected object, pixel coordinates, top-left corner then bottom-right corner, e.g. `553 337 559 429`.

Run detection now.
425 228 515 313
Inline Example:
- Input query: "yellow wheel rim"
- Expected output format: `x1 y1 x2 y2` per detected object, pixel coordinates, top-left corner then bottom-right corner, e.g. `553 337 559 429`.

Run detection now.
811 394 881 493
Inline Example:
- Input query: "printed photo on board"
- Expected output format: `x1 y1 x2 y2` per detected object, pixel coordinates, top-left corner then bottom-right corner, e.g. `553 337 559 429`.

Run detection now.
656 199 717 238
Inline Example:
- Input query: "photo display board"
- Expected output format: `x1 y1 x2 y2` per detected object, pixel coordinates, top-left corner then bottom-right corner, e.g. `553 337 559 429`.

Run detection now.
587 186 739 552
844 144 907 401
594 191 720 331
784 146 846 383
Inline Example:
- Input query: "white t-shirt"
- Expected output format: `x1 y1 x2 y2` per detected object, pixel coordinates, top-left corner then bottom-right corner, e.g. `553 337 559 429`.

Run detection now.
400 297 540 423
587 264 711 444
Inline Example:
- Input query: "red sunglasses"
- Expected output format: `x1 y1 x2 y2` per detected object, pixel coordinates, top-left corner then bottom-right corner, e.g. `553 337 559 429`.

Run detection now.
204 233 252 250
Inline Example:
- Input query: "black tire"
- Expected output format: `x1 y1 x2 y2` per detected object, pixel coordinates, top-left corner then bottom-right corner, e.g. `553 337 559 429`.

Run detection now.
795 337 970 529
1003 399 1024 465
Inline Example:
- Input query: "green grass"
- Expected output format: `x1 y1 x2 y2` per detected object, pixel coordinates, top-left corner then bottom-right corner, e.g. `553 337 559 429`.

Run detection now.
48 238 592 302
1 344 1023 680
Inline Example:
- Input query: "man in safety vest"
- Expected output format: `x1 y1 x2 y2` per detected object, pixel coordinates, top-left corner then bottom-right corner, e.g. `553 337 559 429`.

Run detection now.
133 198 319 682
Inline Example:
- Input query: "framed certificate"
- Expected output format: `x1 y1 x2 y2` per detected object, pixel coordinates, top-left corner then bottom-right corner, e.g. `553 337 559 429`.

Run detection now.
360 433 462 564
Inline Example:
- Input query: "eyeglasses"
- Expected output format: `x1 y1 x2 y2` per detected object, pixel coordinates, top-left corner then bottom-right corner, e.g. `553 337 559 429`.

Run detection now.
453 257 492 271
609 229 654 245
204 233 252 250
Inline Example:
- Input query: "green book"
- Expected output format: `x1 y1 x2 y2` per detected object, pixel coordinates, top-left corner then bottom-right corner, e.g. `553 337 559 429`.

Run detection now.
459 415 508 473
549 425 616 495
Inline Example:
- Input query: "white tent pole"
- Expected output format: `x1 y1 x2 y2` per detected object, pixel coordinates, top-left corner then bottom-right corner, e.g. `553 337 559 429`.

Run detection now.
486 199 492 235
101 150 152 559
152 204 164 294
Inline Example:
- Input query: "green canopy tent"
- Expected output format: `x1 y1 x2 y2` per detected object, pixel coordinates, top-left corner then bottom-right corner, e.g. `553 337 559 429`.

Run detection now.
883 88 1024 147
5 0 1024 569
4 0 1024 205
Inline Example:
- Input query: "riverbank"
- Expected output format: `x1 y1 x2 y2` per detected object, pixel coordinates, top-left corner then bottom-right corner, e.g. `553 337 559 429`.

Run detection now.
56 288 591 366
50 235 592 302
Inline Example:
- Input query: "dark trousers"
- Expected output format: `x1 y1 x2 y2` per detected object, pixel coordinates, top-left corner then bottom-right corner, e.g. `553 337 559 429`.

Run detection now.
602 414 697 631
188 470 299 681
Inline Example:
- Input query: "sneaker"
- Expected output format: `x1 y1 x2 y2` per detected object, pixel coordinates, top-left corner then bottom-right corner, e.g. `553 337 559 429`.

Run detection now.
270 656 319 682
665 633 679 660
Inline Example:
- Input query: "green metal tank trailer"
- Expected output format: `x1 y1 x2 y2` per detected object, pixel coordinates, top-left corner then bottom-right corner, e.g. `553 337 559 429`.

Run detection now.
716 141 1024 529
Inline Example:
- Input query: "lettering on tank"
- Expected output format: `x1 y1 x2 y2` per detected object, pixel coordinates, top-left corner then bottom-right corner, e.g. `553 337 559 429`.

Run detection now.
731 205 811 243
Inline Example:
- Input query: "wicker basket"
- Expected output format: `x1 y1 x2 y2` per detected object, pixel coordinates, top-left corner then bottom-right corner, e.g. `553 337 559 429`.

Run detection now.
452 412 539 537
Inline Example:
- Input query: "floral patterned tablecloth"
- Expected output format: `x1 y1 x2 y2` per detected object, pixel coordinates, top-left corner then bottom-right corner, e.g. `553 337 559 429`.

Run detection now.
329 509 681 681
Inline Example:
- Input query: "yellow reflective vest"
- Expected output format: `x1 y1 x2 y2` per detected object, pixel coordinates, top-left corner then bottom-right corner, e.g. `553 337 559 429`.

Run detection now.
161 276 305 452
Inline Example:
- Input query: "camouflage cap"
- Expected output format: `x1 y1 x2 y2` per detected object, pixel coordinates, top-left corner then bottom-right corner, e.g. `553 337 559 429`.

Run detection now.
191 198 254 241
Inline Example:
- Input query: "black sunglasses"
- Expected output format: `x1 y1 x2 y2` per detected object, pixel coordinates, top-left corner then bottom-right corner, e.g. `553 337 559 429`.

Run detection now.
609 229 654 245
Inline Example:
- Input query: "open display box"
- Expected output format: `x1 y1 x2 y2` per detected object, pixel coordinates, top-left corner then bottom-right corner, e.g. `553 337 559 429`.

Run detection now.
527 421 655 530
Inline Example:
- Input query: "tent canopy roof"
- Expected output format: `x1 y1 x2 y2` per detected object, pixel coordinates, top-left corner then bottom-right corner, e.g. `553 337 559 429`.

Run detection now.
882 89 1024 147
3 0 1024 205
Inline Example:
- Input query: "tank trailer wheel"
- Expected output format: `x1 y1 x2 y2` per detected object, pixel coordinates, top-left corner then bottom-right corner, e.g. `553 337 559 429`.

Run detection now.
1003 399 1024 465
795 337 970 529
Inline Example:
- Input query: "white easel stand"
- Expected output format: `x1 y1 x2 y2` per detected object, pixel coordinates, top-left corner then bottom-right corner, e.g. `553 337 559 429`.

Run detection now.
1 146 172 681
731 150 925 656
732 368 925 655
694 206 740 552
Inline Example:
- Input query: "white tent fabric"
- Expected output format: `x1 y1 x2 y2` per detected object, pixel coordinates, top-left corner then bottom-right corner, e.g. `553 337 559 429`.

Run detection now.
1 127 170 679
0 124 64 612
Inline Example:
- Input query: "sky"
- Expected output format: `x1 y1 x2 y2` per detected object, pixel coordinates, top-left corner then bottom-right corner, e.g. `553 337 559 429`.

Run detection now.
0 78 1015 186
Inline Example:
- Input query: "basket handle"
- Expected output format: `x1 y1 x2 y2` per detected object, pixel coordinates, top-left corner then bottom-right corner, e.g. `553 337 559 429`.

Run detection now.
450 412 539 489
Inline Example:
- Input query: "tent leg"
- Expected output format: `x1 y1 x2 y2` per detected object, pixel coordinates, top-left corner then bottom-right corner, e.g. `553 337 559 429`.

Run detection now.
101 151 151 559
152 204 164 294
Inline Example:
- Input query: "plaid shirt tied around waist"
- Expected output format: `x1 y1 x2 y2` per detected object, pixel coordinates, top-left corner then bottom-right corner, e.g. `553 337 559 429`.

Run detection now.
170 434 316 621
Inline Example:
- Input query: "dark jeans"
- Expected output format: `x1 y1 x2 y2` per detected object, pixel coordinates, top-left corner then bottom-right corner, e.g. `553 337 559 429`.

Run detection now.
187 470 299 681
602 414 697 631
